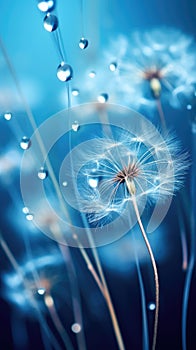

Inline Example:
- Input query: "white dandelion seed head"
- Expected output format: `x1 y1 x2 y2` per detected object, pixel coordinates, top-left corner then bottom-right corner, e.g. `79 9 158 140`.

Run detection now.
20 103 189 247
60 105 189 240
105 27 196 109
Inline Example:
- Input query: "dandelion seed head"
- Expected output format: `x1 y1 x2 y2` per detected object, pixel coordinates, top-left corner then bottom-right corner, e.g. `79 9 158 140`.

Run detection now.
105 28 196 108
69 126 189 227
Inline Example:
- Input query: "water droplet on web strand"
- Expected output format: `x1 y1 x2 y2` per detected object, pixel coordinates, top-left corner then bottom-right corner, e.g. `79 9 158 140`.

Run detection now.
43 14 58 32
88 71 96 78
72 89 79 96
26 213 34 221
109 62 117 71
57 62 73 82
148 302 156 311
79 38 89 50
20 137 31 150
97 93 109 103
37 0 55 12
4 112 12 121
71 323 81 333
38 167 48 180
72 121 80 132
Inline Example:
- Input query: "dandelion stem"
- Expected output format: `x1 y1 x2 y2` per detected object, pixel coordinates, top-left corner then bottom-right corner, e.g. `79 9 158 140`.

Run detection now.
78 220 126 350
133 233 149 350
156 98 167 132
74 228 125 350
44 293 74 350
95 259 126 350
49 225 87 350
131 197 159 350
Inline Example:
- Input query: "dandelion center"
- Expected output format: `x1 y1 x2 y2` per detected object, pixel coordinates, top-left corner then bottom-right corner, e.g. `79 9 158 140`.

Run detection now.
113 162 139 184
142 67 163 81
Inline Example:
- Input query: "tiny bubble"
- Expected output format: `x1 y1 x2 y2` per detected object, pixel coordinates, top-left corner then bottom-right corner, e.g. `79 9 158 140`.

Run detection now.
97 93 108 103
72 89 79 96
26 213 34 221
89 71 96 78
4 112 12 121
43 13 58 32
79 38 88 50
22 207 29 214
71 323 81 333
72 121 80 132
37 0 55 12
38 167 48 180
109 62 117 71
88 177 99 188
20 137 31 150
37 288 46 295
148 302 156 311
57 62 73 82
186 104 192 111
62 181 68 187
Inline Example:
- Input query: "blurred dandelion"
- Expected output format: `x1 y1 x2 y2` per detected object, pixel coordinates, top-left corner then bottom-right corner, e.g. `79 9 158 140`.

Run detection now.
2 249 75 350
74 125 189 350
107 28 196 128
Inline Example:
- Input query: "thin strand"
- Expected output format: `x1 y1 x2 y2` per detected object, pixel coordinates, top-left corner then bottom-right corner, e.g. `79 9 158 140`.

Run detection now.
83 225 126 350
131 197 159 350
52 30 65 62
58 242 87 350
177 203 188 271
156 98 167 132
133 233 149 350
80 0 85 37
44 294 74 350
182 127 196 350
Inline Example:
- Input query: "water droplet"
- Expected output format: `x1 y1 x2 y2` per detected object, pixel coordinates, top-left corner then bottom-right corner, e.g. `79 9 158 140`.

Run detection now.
186 104 192 110
72 121 80 132
71 323 81 333
43 14 58 32
20 137 31 150
37 287 46 295
97 93 109 103
26 213 34 221
22 207 29 214
89 71 96 78
37 0 55 12
38 167 48 180
109 62 117 71
57 62 73 82
79 38 88 50
4 112 12 121
88 177 99 188
72 89 79 96
148 302 156 311
62 181 68 187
